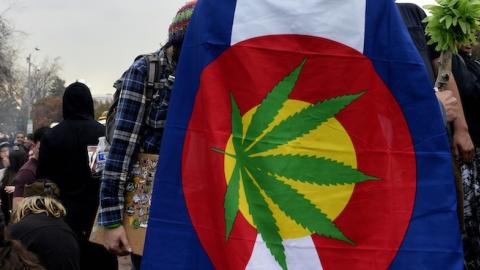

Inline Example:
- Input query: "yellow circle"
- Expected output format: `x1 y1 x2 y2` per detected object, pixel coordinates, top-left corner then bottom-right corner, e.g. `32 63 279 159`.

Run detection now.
224 99 357 239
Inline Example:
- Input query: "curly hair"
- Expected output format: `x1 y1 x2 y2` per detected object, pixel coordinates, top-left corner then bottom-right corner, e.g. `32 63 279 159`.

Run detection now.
11 196 66 224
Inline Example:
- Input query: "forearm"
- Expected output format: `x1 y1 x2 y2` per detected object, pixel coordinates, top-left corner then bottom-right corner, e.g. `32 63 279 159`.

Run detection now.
445 73 474 161
12 197 23 210
447 75 469 133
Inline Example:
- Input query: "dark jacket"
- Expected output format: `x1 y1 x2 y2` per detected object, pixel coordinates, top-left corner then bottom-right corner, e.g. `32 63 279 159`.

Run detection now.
37 82 105 236
8 214 81 270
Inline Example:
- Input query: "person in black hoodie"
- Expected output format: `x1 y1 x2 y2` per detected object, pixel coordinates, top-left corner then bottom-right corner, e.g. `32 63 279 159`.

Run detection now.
37 82 117 270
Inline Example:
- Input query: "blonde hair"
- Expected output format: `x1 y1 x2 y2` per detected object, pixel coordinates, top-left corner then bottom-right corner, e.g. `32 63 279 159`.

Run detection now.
11 196 66 224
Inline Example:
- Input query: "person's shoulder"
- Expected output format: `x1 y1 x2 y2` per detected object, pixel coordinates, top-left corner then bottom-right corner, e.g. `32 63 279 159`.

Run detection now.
19 158 37 172
10 214 65 233
8 214 78 247
127 49 163 76
43 121 64 137
397 3 426 18
38 216 78 241
396 2 421 10
85 118 105 128
129 54 149 74
76 120 105 142
7 217 31 239
94 121 106 135
38 125 57 147
84 118 105 132
16 160 33 174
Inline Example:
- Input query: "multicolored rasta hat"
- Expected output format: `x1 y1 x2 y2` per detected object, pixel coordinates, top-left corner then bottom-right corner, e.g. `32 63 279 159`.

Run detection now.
168 1 197 46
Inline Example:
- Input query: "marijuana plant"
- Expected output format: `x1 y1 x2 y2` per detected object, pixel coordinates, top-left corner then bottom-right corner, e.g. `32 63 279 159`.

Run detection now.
424 0 480 89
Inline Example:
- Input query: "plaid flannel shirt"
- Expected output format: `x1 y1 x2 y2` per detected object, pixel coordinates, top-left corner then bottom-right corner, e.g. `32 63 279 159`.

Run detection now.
99 49 174 226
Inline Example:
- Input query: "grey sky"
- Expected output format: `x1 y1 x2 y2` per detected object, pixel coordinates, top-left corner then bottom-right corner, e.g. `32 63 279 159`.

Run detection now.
1 0 434 96
1 0 186 95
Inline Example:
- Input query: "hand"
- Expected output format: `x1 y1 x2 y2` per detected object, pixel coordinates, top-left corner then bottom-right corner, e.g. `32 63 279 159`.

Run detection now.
435 90 458 122
4 186 15 194
103 225 132 256
453 129 475 162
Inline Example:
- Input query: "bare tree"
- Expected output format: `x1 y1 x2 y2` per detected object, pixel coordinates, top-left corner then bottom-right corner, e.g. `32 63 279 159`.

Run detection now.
27 57 62 103
0 17 14 85
48 75 66 97
0 12 63 133
0 15 23 133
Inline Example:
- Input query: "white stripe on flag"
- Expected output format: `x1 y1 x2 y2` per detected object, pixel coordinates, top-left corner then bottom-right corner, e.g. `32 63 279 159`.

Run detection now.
231 0 366 52
246 234 323 270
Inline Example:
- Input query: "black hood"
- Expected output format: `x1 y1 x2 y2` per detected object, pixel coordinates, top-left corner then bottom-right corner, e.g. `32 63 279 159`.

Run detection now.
63 82 95 120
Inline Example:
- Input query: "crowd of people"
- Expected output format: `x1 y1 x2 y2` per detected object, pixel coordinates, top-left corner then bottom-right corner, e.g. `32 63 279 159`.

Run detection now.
0 1 478 269
0 2 196 269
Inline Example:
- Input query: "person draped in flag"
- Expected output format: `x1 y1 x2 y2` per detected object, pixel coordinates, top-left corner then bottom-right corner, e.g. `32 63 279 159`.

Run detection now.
98 1 197 268
140 0 464 269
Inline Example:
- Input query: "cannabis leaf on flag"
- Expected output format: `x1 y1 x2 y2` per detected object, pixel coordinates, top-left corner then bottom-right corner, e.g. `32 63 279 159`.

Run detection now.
212 59 378 270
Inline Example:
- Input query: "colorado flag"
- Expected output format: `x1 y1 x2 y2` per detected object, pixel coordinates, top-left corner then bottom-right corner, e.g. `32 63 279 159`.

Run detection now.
142 0 463 269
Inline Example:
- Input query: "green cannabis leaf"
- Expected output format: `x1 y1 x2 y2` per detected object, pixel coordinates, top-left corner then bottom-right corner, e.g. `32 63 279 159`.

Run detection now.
214 59 377 270
424 0 480 53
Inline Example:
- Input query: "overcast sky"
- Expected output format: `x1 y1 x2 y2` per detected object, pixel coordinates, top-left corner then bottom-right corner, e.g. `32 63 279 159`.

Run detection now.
1 0 434 96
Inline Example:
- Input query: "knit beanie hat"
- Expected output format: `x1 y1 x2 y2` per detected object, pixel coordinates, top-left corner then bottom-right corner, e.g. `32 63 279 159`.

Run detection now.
168 1 197 46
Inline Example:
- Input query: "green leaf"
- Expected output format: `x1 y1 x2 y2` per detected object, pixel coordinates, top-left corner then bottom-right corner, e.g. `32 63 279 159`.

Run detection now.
448 0 459 7
458 0 467 13
243 59 306 148
224 95 245 240
247 166 353 244
247 93 364 155
230 94 244 155
224 94 245 239
251 154 378 185
459 20 467 33
446 32 452 48
423 4 439 10
445 15 453 29
224 162 241 240
452 8 460 16
243 168 287 270
214 60 379 269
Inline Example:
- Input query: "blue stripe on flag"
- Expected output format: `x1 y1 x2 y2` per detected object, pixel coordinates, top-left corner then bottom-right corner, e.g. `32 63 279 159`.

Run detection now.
363 1 463 269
